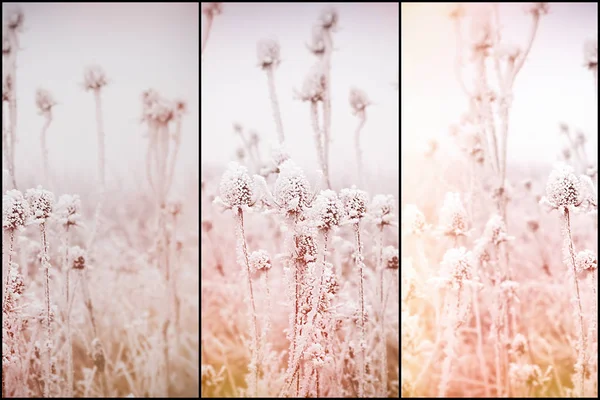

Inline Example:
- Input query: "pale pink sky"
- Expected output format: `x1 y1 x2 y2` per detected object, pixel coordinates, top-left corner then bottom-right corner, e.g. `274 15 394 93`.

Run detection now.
201 3 399 189
2 2 199 189
402 2 598 168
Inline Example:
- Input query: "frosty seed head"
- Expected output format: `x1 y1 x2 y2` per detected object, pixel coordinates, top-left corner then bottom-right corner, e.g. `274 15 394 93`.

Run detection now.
482 214 512 246
349 87 370 115
340 186 368 222
70 246 87 270
294 233 317 263
249 249 271 274
469 11 493 52
55 194 82 228
510 333 528 357
322 264 340 295
2 36 12 56
218 162 254 208
524 3 550 16
143 93 174 124
83 65 108 91
383 246 399 270
91 338 106 371
308 25 326 55
311 189 342 231
575 250 597 275
202 2 222 18
439 192 469 237
3 190 30 231
542 163 582 210
440 247 473 290
5 6 24 31
318 7 338 30
271 142 290 166
403 204 427 236
307 343 327 367
298 65 327 103
370 194 395 227
257 38 281 70
25 186 54 222
35 88 57 114
273 160 311 215
584 38 598 68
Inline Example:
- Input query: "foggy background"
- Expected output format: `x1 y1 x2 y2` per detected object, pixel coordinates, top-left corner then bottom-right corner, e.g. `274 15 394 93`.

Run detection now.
401 2 598 169
201 3 399 193
2 2 199 189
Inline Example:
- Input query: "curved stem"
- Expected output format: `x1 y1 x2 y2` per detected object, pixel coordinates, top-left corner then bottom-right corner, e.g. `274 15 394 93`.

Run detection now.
201 16 214 55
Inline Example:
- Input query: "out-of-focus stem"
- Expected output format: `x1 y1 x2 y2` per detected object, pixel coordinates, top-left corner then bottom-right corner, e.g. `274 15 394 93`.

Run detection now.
354 222 366 398
310 102 331 189
266 67 285 144
201 16 214 55
94 89 105 188
40 112 52 186
354 110 366 188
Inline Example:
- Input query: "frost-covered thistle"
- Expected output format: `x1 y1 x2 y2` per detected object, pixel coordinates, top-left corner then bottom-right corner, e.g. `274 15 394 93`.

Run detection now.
438 192 470 239
340 186 368 223
258 39 285 144
201 3 222 55
370 194 395 228
249 249 271 275
83 65 108 91
216 162 254 209
383 246 399 270
402 204 428 236
481 214 513 246
55 194 82 228
540 163 582 211
524 2 550 16
349 87 370 116
318 7 338 30
307 25 326 56
35 89 56 115
310 189 342 231
70 246 87 270
273 160 311 217
575 250 597 276
3 190 29 231
25 186 54 223
298 65 327 103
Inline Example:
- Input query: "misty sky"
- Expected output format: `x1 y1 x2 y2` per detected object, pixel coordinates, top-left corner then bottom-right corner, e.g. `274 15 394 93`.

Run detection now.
2 3 199 188
201 3 399 185
402 2 598 167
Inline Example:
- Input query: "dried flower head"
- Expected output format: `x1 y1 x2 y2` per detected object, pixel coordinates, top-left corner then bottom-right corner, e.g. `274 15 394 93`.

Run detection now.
575 250 597 275
83 65 108 91
273 160 311 215
438 192 470 237
541 163 582 210
349 87 370 115
271 143 290 166
55 194 82 228
25 186 54 222
298 65 327 102
318 7 338 30
35 88 57 114
526 218 540 233
142 92 174 124
70 246 86 270
217 162 254 209
249 249 271 274
440 247 473 290
495 42 522 62
307 343 327 367
202 2 222 18
294 233 317 263
257 38 281 69
2 36 11 56
482 214 513 246
340 186 368 222
6 263 25 298
510 333 528 357
5 6 24 31
469 11 493 52
370 194 395 227
3 190 30 231
403 204 427 236
2 76 10 102
91 338 106 371
307 25 326 55
383 246 399 270
310 189 342 231
583 38 598 69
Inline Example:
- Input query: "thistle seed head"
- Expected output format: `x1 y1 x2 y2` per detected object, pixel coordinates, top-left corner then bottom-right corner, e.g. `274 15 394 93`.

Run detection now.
218 162 254 208
25 186 54 222
257 38 281 70
83 65 108 91
3 190 30 231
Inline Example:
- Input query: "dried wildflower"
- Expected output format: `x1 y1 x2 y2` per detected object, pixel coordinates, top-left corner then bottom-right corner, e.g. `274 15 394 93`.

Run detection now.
25 186 54 222
307 343 327 367
35 88 56 114
510 334 528 357
273 160 311 215
340 186 368 222
2 36 12 56
202 2 222 17
249 249 271 274
524 3 550 16
575 250 597 275
3 189 29 231
438 192 470 237
383 246 399 270
440 247 473 291
322 265 339 295
370 194 395 227
91 338 105 371
307 25 326 55
217 162 254 209
583 38 598 69
257 38 281 69
482 214 513 246
318 7 338 30
70 246 86 270
6 263 25 298
294 233 317 263
298 65 326 102
271 143 290 166
55 194 82 227
526 218 540 233
540 163 582 211
310 189 342 231
349 87 370 115
5 6 24 31
83 65 108 91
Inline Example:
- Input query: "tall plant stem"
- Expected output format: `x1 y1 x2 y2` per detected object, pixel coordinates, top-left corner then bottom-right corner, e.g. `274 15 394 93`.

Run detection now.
40 113 52 186
266 68 285 144
354 222 366 397
93 89 105 188
40 222 52 398
355 111 366 188
310 102 331 188
201 16 214 55
64 225 74 397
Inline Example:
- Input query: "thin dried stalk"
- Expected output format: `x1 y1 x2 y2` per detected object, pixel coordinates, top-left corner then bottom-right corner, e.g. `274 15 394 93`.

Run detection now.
353 222 366 398
266 68 285 144
40 112 52 186
201 15 214 55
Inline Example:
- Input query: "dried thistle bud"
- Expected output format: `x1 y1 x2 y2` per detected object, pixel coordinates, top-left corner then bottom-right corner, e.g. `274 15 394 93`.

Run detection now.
383 246 399 270
440 247 473 290
3 189 30 231
249 249 271 274
307 25 326 55
583 38 598 69
91 338 106 372
575 250 597 275
524 3 550 16
311 189 342 231
83 65 108 91
438 192 469 237
6 6 24 31
202 2 222 18
340 186 368 222
70 246 87 270
35 88 57 114
482 214 513 246
318 7 338 30
274 160 311 215
257 38 281 69
298 65 326 103
510 333 528 356
25 186 54 222
542 163 582 210
370 194 395 227
55 194 82 227
218 162 254 208
349 87 370 115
